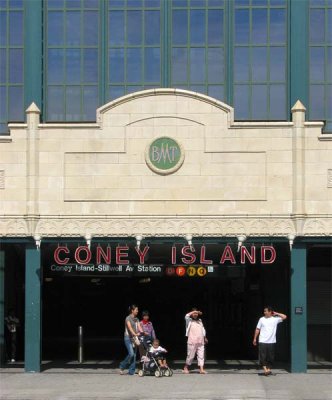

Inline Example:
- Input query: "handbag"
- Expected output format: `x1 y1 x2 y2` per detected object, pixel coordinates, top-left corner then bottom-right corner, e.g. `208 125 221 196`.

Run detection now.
132 335 140 347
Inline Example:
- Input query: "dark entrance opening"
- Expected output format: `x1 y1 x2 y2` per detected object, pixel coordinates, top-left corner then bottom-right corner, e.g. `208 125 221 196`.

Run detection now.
42 242 290 364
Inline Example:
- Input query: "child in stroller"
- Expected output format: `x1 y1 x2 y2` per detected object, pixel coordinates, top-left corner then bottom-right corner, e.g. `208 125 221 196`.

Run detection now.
139 338 173 377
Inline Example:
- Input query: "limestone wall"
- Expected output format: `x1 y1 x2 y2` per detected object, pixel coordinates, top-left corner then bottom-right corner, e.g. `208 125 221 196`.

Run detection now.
0 89 331 238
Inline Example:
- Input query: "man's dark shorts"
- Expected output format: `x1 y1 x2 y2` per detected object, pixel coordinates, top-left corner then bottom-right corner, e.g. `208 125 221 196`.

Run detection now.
259 343 275 367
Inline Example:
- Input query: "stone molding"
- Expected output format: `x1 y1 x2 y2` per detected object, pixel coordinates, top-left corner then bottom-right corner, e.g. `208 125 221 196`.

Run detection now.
0 216 331 238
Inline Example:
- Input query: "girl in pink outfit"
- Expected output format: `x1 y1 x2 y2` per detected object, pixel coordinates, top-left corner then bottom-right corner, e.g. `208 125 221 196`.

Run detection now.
183 308 208 374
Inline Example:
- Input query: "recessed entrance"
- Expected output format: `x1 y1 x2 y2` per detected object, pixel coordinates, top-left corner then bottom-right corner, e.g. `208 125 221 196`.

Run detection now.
42 242 290 364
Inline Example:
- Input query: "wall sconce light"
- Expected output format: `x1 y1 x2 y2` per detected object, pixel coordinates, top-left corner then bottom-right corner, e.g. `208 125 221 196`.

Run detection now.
136 235 143 249
185 234 194 251
237 235 247 252
85 233 92 249
287 234 296 251
34 235 41 251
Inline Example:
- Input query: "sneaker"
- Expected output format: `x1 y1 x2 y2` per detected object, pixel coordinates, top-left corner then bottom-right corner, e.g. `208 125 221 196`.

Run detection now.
10 359 15 363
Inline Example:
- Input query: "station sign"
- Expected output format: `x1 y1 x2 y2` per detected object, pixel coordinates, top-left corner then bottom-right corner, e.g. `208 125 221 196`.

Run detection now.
46 263 245 279
48 243 276 278
52 244 276 266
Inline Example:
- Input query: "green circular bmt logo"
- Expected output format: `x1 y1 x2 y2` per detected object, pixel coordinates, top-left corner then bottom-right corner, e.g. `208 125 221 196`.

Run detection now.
146 136 184 175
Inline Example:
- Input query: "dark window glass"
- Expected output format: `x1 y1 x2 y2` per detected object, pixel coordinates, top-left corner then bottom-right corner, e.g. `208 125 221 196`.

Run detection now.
145 10 160 45
128 0 142 6
234 47 249 81
48 0 65 8
127 10 142 45
235 9 249 44
127 48 142 82
0 11 7 46
310 9 325 43
109 48 125 83
66 11 81 45
252 85 267 119
145 47 160 82
328 9 332 44
83 86 98 120
66 49 81 83
10 0 23 7
48 12 64 45
208 48 223 82
67 0 81 8
310 84 324 119
270 84 286 119
190 9 205 45
8 86 23 120
328 47 332 82
66 86 81 119
270 47 285 81
0 49 5 82
109 0 125 8
172 48 188 82
84 0 99 7
109 85 125 100
208 85 223 101
9 11 23 45
234 85 249 119
0 87 6 119
48 86 64 121
252 0 268 5
190 48 205 82
234 0 249 5
172 0 187 6
83 49 98 83
252 47 267 82
208 0 224 6
109 11 125 45
252 9 267 44
172 10 187 45
48 49 64 83
208 9 223 45
83 11 98 45
270 9 286 43
310 47 325 82
9 48 23 83
145 0 161 6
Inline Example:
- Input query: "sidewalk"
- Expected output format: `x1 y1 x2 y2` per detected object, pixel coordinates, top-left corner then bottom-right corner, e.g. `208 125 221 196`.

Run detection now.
1 360 331 400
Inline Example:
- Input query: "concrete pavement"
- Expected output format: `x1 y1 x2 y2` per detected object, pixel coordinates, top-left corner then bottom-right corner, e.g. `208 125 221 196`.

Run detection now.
1 361 331 400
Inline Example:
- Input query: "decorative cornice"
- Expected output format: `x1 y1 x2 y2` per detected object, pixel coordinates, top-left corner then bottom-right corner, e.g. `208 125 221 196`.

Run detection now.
0 216 331 238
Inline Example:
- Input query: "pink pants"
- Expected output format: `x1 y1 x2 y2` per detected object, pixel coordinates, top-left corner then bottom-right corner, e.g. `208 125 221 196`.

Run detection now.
186 342 205 367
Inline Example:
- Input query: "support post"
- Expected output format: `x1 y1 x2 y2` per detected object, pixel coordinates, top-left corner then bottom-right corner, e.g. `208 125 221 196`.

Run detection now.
290 243 307 373
25 245 41 372
0 250 4 366
289 0 308 114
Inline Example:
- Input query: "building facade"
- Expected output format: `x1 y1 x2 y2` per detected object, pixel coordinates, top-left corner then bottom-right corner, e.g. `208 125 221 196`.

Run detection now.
0 0 331 373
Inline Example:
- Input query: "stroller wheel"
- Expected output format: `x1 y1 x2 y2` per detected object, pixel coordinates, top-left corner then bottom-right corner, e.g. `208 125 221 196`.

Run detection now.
154 370 161 377
169 369 173 376
138 370 144 377
164 369 170 377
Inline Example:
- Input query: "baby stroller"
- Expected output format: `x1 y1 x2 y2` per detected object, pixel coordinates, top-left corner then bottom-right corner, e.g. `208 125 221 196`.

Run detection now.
138 337 173 377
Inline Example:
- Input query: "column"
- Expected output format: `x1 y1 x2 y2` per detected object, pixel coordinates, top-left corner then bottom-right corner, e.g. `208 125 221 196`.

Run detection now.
290 243 307 373
25 245 41 372
0 250 4 365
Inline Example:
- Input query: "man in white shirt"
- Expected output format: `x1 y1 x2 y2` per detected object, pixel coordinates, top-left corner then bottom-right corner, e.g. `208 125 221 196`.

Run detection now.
253 306 287 376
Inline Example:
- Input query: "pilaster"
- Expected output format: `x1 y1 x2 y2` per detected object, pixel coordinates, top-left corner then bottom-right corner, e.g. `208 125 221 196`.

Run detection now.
290 243 307 373
26 103 41 234
291 100 306 232
25 245 42 372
